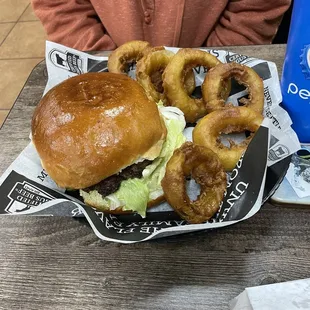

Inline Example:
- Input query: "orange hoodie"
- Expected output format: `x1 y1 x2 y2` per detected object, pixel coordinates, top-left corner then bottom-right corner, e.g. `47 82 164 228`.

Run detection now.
32 0 291 51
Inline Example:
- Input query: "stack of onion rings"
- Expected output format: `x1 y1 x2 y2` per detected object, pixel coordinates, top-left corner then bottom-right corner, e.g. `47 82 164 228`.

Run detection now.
161 142 227 224
202 62 264 114
107 41 268 222
192 106 264 171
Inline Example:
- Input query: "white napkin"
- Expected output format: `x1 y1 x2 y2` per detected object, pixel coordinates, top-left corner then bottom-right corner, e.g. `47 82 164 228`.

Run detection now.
230 278 310 310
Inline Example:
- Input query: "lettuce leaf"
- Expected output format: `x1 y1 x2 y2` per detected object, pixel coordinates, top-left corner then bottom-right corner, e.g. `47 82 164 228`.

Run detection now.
115 179 149 217
143 117 186 198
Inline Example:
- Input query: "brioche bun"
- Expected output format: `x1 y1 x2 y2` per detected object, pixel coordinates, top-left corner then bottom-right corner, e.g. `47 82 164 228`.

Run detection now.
31 72 166 189
81 194 165 215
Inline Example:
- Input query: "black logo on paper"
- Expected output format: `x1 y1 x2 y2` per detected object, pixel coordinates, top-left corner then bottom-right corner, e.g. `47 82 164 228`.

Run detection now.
49 49 83 74
0 171 70 215
56 53 66 66
226 53 249 64
268 145 290 161
5 181 54 214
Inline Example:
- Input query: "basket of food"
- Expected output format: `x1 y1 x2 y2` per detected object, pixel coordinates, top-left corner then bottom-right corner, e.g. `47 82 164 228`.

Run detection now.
0 40 300 243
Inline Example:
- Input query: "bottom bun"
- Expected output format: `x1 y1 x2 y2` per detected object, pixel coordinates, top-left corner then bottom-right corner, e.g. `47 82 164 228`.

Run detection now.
84 195 165 215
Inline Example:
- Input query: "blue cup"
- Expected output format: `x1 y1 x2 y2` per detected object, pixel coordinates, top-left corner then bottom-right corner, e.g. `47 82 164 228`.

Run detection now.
281 0 310 143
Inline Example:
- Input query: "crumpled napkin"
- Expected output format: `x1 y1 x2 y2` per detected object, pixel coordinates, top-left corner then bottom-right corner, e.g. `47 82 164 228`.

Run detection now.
230 278 310 310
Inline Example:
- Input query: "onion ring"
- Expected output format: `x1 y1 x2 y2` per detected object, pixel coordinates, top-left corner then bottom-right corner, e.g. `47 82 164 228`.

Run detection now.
202 62 264 114
108 40 151 74
161 142 227 224
141 45 165 57
192 106 264 171
162 48 228 123
136 49 195 102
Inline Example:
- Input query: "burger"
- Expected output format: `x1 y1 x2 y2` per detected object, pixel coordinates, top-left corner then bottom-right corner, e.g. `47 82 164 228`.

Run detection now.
31 72 185 216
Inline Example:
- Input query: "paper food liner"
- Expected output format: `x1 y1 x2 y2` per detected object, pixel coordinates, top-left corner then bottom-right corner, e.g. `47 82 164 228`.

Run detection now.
0 41 300 243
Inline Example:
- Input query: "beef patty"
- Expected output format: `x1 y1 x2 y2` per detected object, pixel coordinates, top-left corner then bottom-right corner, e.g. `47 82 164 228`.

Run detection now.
83 160 152 197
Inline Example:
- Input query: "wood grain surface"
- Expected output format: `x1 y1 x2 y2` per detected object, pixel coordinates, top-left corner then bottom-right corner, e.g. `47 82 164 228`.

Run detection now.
1 44 309 310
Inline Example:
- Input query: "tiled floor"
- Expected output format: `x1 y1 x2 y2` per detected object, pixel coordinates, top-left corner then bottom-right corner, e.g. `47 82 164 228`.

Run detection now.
0 1 46 128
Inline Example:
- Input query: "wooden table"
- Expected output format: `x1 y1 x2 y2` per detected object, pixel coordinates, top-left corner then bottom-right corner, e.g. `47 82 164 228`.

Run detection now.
0 44 309 310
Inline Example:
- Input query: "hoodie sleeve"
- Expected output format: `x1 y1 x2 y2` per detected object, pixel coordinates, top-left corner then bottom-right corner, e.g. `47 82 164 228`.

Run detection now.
206 0 291 46
31 0 117 51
